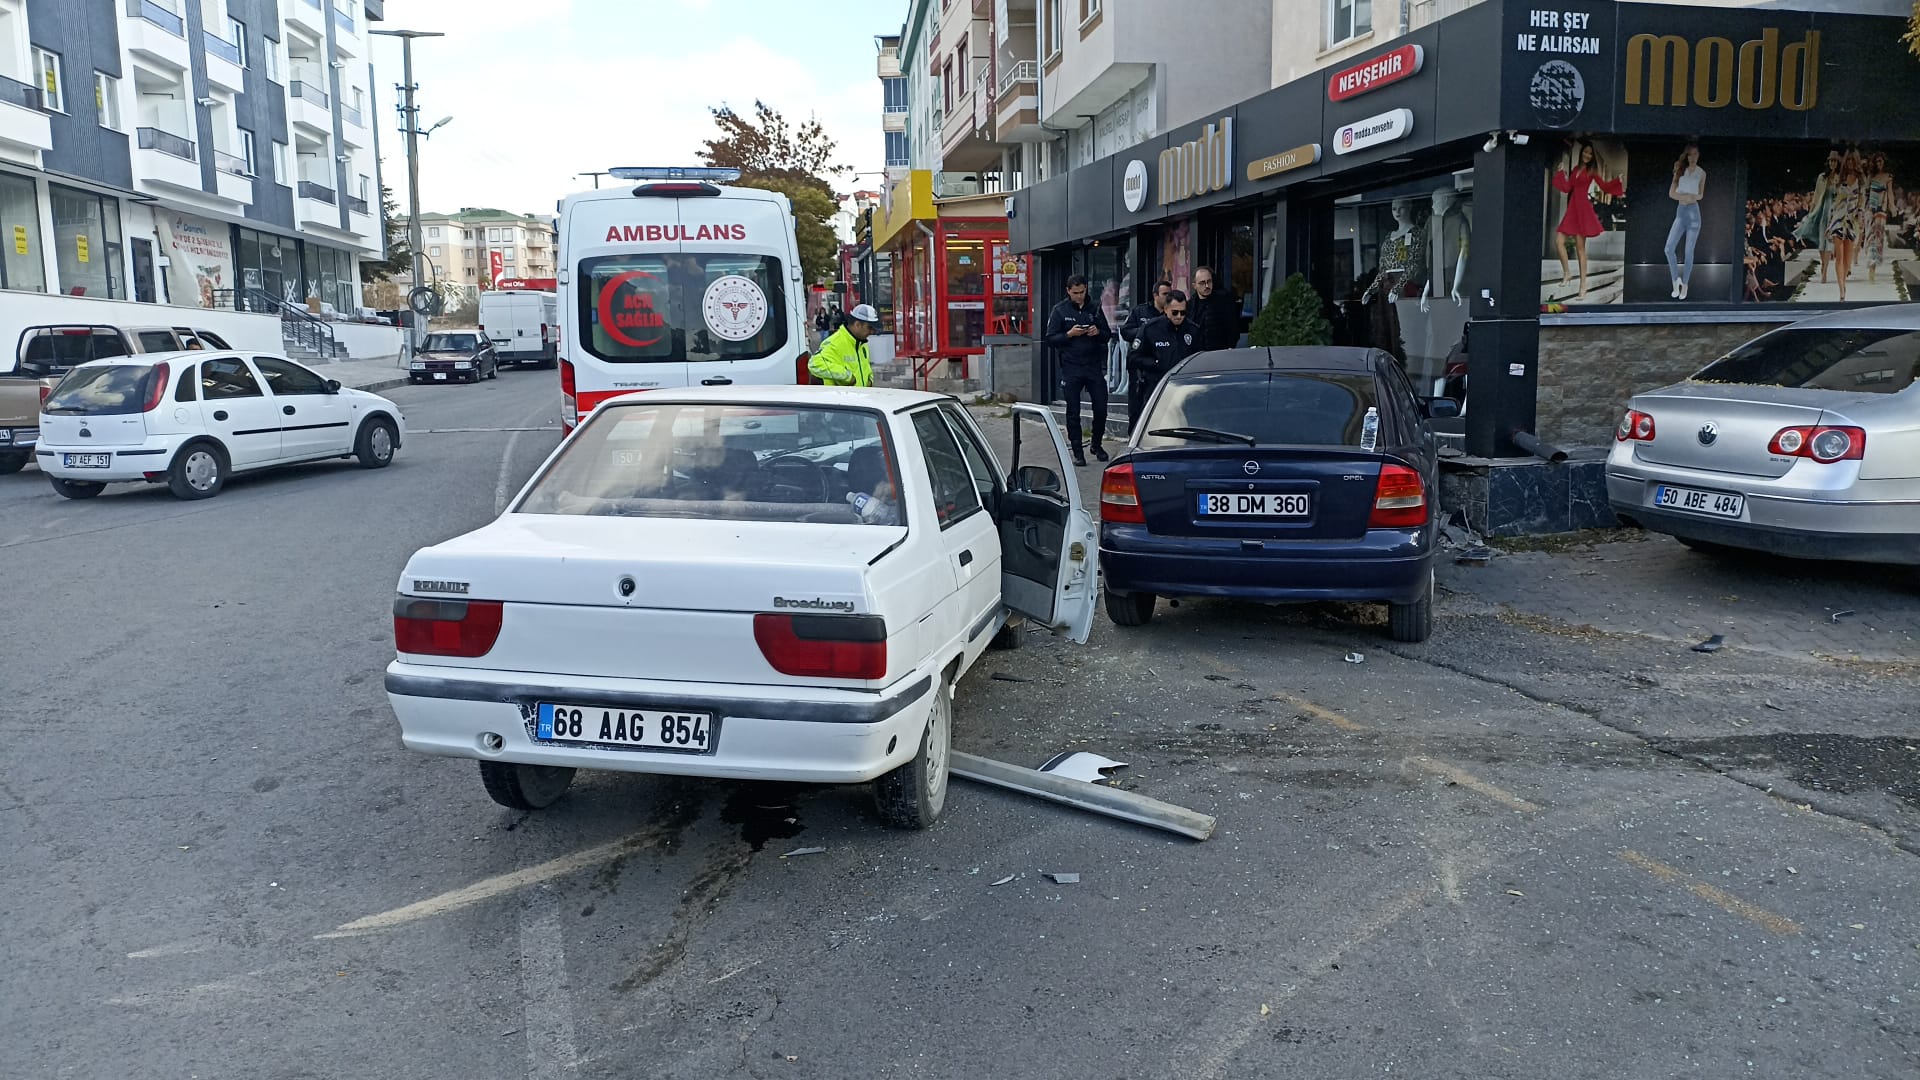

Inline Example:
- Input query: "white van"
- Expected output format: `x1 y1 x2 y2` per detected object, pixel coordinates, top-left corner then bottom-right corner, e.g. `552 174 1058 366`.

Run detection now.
477 288 558 368
555 167 807 428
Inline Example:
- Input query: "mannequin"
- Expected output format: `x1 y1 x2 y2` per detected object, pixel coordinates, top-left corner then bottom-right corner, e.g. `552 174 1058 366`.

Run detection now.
1361 198 1428 305
1420 189 1472 312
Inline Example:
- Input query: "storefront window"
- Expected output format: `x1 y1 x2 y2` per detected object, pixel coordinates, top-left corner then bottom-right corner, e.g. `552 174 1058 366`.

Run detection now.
50 184 121 299
943 236 987 351
1329 171 1473 398
1742 141 1912 305
989 240 1030 336
872 251 894 333
0 173 46 293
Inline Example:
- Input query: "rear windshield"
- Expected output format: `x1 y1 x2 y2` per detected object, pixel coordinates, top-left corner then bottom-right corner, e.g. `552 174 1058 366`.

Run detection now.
17 329 130 378
1138 371 1379 448
517 402 903 526
1694 327 1920 394
577 253 787 364
423 333 481 352
43 365 154 415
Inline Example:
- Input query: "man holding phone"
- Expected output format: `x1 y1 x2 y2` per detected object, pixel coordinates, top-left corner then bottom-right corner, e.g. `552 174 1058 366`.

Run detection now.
1043 274 1114 465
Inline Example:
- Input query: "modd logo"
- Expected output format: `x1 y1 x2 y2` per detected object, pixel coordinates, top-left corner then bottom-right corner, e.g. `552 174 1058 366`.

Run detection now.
1625 28 1819 110
1158 117 1233 206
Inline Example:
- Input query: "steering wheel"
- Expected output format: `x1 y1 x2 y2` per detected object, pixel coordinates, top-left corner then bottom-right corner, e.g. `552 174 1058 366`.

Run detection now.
763 456 828 502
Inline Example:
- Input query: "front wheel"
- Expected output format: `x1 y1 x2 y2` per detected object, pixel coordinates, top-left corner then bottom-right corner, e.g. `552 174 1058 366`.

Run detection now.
478 761 576 810
874 680 951 829
1387 570 1434 643
167 441 226 500
0 450 28 475
48 476 104 499
355 417 396 469
1105 588 1156 627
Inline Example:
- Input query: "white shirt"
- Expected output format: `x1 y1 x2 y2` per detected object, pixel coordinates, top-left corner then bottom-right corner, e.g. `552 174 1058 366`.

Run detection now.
1675 166 1704 197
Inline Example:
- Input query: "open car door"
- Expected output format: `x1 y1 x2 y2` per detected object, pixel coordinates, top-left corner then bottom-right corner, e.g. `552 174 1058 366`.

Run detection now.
999 403 1098 643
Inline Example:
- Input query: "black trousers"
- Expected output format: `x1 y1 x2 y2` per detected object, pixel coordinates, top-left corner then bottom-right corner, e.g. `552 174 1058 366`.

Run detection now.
1060 367 1108 452
1126 368 1162 433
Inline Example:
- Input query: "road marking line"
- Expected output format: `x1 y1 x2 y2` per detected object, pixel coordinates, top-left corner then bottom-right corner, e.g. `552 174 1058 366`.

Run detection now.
127 940 206 959
1408 756 1540 813
520 909 580 1078
495 398 555 514
316 833 662 939
1619 849 1802 936
1269 692 1366 732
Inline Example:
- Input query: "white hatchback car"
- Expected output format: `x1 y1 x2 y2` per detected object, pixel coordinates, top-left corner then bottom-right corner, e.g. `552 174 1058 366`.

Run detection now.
38 351 404 500
385 387 1097 828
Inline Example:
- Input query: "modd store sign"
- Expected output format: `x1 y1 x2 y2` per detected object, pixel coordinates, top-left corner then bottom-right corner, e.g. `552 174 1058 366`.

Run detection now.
1158 116 1234 206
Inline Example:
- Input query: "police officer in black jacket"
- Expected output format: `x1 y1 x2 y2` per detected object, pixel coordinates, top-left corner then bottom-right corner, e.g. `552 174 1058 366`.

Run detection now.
1043 274 1114 465
1119 279 1173 354
1128 290 1199 431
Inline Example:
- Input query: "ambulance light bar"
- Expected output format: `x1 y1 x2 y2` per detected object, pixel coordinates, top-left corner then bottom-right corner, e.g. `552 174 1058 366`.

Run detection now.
608 167 742 182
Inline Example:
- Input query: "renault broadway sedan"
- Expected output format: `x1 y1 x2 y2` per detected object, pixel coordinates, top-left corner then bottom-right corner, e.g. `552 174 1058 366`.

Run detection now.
1606 307 1920 566
384 387 1096 829
409 331 499 384
1098 348 1456 642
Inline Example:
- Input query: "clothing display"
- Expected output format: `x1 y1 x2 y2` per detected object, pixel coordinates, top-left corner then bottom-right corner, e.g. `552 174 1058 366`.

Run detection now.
1793 172 1835 245
1361 214 1428 305
1866 175 1891 266
1551 168 1625 237
1826 179 1865 243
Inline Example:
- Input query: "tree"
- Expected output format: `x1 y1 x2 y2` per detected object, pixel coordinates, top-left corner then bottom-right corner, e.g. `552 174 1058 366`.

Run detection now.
1248 274 1333 347
1908 3 1920 57
360 185 412 283
699 100 849 285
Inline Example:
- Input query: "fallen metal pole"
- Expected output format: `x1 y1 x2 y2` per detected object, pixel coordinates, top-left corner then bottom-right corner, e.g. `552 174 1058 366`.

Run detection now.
951 751 1216 841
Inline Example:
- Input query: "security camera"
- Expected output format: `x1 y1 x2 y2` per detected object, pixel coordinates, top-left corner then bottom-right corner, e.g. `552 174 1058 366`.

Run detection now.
1482 133 1500 153
196 97 217 107
1508 130 1530 146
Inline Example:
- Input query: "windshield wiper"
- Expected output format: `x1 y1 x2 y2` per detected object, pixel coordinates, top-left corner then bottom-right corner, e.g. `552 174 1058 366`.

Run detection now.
1147 425 1256 446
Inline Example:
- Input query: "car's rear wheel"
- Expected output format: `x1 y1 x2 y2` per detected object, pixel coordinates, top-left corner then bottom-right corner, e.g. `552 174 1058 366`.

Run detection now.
1105 588 1156 627
167 440 226 500
874 679 951 829
48 476 104 499
1388 570 1434 643
479 761 577 810
355 417 396 469
0 450 28 475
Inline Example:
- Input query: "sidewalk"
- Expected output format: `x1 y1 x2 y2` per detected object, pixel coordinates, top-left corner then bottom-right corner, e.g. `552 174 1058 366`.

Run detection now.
306 353 413 394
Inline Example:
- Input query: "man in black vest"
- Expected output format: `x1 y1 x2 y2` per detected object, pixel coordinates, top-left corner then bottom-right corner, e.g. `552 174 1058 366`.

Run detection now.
1043 274 1113 465
1128 290 1199 431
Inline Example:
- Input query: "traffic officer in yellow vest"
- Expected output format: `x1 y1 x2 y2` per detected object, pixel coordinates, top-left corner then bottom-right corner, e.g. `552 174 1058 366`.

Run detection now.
808 304 879 387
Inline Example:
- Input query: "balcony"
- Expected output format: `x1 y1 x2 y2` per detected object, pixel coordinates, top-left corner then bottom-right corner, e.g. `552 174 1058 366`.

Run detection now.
288 77 333 134
203 30 241 65
995 60 1043 143
883 107 906 134
130 0 183 35
138 125 196 160
345 194 369 215
341 102 363 128
288 0 326 37
132 126 202 193
214 152 254 205
876 51 901 79
204 32 246 92
290 79 330 108
298 179 334 203
123 1 192 71
0 83 53 163
331 2 355 36
998 59 1038 97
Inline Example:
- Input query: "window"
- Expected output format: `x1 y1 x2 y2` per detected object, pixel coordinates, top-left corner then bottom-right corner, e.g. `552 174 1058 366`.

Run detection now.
351 86 363 114
137 330 179 352
1327 0 1371 47
882 76 906 111
911 410 984 528
230 18 247 66
255 356 328 395
885 131 908 168
174 366 197 402
462 229 472 240
34 47 62 112
0 172 45 293
93 72 120 130
272 140 290 184
264 43 280 82
41 365 155 415
942 58 952 112
1081 0 1101 25
517 403 902 526
200 358 263 399
938 404 1002 511
503 249 515 263
428 245 441 257
1139 372 1381 450
240 130 256 174
1044 0 1063 60
428 226 441 238
487 227 500 241
957 37 968 90
1694 328 1920 395
49 183 122 299
576 253 788 364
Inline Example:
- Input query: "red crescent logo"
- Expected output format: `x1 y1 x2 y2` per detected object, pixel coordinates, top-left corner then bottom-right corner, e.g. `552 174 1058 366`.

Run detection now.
596 270 664 349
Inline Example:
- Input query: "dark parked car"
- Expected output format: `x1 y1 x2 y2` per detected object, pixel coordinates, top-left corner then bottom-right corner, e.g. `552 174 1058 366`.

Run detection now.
409 332 498 384
1097 347 1457 642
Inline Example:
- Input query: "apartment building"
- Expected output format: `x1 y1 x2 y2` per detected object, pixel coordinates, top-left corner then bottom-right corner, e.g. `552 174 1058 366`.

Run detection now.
413 208 556 288
0 0 385 319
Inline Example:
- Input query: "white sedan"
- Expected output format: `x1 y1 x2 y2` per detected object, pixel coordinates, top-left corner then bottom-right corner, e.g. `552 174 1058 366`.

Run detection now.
37 351 404 499
384 387 1097 828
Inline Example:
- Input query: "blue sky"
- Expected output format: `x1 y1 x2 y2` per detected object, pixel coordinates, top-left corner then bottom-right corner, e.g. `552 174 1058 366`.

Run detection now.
370 0 905 217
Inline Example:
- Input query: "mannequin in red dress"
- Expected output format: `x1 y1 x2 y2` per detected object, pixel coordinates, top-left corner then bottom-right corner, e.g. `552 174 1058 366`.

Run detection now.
1551 140 1626 301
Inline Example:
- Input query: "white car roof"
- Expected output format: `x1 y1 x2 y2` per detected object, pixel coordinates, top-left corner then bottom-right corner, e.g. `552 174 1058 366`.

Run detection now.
63 349 299 369
596 385 953 410
1773 304 1920 331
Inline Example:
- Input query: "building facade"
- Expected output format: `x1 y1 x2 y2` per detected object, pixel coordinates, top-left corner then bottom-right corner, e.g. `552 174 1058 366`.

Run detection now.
0 0 386 320
412 208 555 289
1010 0 1920 467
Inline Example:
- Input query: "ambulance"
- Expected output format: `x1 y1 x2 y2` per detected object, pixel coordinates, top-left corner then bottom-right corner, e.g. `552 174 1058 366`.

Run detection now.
555 167 808 429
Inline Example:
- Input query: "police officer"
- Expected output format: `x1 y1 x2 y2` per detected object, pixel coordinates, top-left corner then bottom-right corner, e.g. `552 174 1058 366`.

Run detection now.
809 304 878 386
1127 290 1198 431
1043 275 1113 465
1120 279 1173 355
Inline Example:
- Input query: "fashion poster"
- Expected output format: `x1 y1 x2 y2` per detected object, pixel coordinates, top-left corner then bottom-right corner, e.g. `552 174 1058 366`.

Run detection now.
1617 139 1742 304
1541 136 1628 305
1744 143 1918 303
156 212 232 309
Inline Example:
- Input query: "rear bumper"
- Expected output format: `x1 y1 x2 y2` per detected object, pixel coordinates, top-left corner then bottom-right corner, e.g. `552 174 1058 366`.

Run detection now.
0 426 37 450
384 662 937 784
497 346 554 362
1100 525 1434 604
1607 468 1920 564
36 438 180 481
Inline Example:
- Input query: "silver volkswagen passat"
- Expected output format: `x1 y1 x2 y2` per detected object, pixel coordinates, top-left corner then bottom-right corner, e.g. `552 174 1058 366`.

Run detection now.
1606 306 1920 566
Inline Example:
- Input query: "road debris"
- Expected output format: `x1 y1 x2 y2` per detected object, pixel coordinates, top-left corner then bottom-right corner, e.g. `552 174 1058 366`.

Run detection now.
1455 545 1495 566
1506 890 1525 897
989 875 1016 887
1260 1004 1271 1016
1764 699 1784 711
1037 751 1128 784
1344 652 1366 664
1690 634 1725 654
1045 872 1081 884
952 752 1216 841
780 847 827 858
1830 609 1855 623
990 673 1031 683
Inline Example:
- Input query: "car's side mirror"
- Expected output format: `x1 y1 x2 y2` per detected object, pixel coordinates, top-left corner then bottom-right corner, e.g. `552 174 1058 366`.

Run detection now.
325 379 342 394
1013 464 1061 494
1425 397 1461 419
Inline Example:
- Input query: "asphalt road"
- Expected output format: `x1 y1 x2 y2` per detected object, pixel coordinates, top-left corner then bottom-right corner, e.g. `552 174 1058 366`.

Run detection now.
2 377 1915 1080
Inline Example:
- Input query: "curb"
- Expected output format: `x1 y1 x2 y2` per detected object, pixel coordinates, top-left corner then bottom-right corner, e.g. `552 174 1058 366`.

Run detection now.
348 377 410 394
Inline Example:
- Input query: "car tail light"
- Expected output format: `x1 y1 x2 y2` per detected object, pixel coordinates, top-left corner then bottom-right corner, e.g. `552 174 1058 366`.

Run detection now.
39 383 50 406
560 359 578 430
796 352 813 385
1616 409 1656 442
142 362 170 412
1100 463 1146 524
394 596 504 658
753 613 887 680
1769 425 1865 462
1369 464 1428 528
634 182 721 197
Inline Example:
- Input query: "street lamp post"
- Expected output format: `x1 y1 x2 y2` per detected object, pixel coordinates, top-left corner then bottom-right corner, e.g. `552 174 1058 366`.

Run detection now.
371 28 444 347
577 171 609 190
